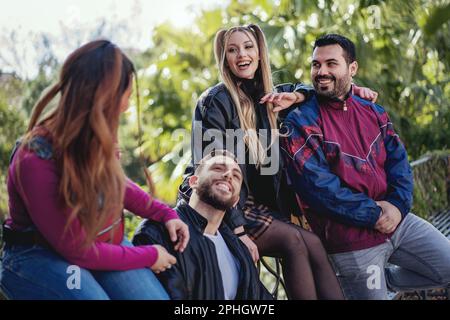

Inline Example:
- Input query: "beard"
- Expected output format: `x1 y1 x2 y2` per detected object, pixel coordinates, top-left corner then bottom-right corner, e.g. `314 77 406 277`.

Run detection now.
313 73 352 99
196 178 237 211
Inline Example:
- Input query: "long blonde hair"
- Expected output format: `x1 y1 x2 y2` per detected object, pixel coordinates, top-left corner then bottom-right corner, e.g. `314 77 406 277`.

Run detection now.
214 24 277 166
19 40 135 246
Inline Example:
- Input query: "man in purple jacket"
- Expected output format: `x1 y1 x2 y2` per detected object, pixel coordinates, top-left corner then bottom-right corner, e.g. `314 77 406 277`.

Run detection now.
281 34 450 299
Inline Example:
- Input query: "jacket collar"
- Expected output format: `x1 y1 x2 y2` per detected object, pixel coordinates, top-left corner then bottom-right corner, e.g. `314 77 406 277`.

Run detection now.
317 85 354 110
176 201 235 237
175 202 211 234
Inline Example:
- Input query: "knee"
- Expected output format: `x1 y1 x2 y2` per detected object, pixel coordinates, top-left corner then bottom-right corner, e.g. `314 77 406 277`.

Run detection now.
283 228 309 257
303 230 324 248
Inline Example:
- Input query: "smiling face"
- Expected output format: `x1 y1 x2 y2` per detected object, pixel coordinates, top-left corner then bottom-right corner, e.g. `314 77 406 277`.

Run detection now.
311 44 357 100
191 155 243 211
225 30 260 80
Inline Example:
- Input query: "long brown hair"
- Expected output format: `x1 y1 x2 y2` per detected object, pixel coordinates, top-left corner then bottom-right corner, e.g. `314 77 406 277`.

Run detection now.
214 24 277 166
21 40 135 246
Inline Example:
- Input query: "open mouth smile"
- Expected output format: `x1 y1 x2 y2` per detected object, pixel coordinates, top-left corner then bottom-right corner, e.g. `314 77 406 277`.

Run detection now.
214 181 232 193
237 61 251 70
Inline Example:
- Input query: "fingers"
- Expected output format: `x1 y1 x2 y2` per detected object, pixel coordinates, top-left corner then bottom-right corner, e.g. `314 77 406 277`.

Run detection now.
376 216 389 228
167 220 190 252
173 234 187 252
253 247 260 263
260 93 272 103
260 93 276 104
259 93 286 104
174 225 189 252
167 223 178 243
378 225 395 234
151 244 178 273
375 223 388 234
272 106 283 112
274 93 285 103
375 217 394 234
168 253 177 265
385 226 396 234
180 226 190 251
248 246 258 263
371 91 379 103
155 253 177 273
365 90 376 102
154 264 172 274
354 86 378 103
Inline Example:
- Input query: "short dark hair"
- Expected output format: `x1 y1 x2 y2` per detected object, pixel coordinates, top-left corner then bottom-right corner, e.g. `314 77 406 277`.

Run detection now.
194 149 238 175
313 34 356 64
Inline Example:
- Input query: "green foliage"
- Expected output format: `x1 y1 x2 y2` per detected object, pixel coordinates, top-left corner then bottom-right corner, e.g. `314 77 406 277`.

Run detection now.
411 151 449 219
1 0 449 226
121 0 449 205
1 0 448 300
421 2 450 36
124 212 144 241
0 75 26 219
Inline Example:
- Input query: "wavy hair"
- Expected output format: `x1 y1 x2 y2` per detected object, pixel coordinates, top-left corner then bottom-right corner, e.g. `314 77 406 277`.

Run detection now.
20 40 136 246
214 24 277 166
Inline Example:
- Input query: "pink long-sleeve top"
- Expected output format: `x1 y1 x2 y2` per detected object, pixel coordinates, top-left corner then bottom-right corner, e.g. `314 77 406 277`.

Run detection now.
5 139 179 271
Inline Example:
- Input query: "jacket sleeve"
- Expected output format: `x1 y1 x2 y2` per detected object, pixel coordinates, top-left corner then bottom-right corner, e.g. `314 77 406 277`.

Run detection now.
275 83 315 121
132 220 189 299
276 82 315 97
281 114 382 228
192 92 247 229
125 179 179 222
13 152 159 271
378 107 413 217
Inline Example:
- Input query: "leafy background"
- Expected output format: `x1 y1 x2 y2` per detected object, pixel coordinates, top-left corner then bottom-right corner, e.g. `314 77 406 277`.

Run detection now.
1 0 449 255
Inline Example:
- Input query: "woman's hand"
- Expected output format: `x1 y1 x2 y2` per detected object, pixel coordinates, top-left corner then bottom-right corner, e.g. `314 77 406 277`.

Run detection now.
239 234 259 263
260 91 305 112
151 244 177 273
165 219 190 252
353 85 378 103
234 226 259 262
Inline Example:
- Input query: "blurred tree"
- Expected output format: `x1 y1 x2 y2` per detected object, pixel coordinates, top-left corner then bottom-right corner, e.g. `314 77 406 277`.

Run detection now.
0 72 26 219
1 0 448 215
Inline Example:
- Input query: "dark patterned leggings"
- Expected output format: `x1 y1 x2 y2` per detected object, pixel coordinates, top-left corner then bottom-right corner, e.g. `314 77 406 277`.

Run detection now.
253 218 344 300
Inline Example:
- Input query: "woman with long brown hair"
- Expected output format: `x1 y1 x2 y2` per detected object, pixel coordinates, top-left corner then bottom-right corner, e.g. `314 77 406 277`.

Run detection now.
179 24 377 299
0 40 189 299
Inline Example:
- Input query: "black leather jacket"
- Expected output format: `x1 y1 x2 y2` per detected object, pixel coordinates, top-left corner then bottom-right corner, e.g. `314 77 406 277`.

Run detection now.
178 82 314 229
132 202 273 300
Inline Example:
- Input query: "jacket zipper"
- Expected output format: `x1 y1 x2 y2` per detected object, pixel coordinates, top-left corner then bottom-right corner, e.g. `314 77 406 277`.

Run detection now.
342 101 380 186
343 102 382 197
